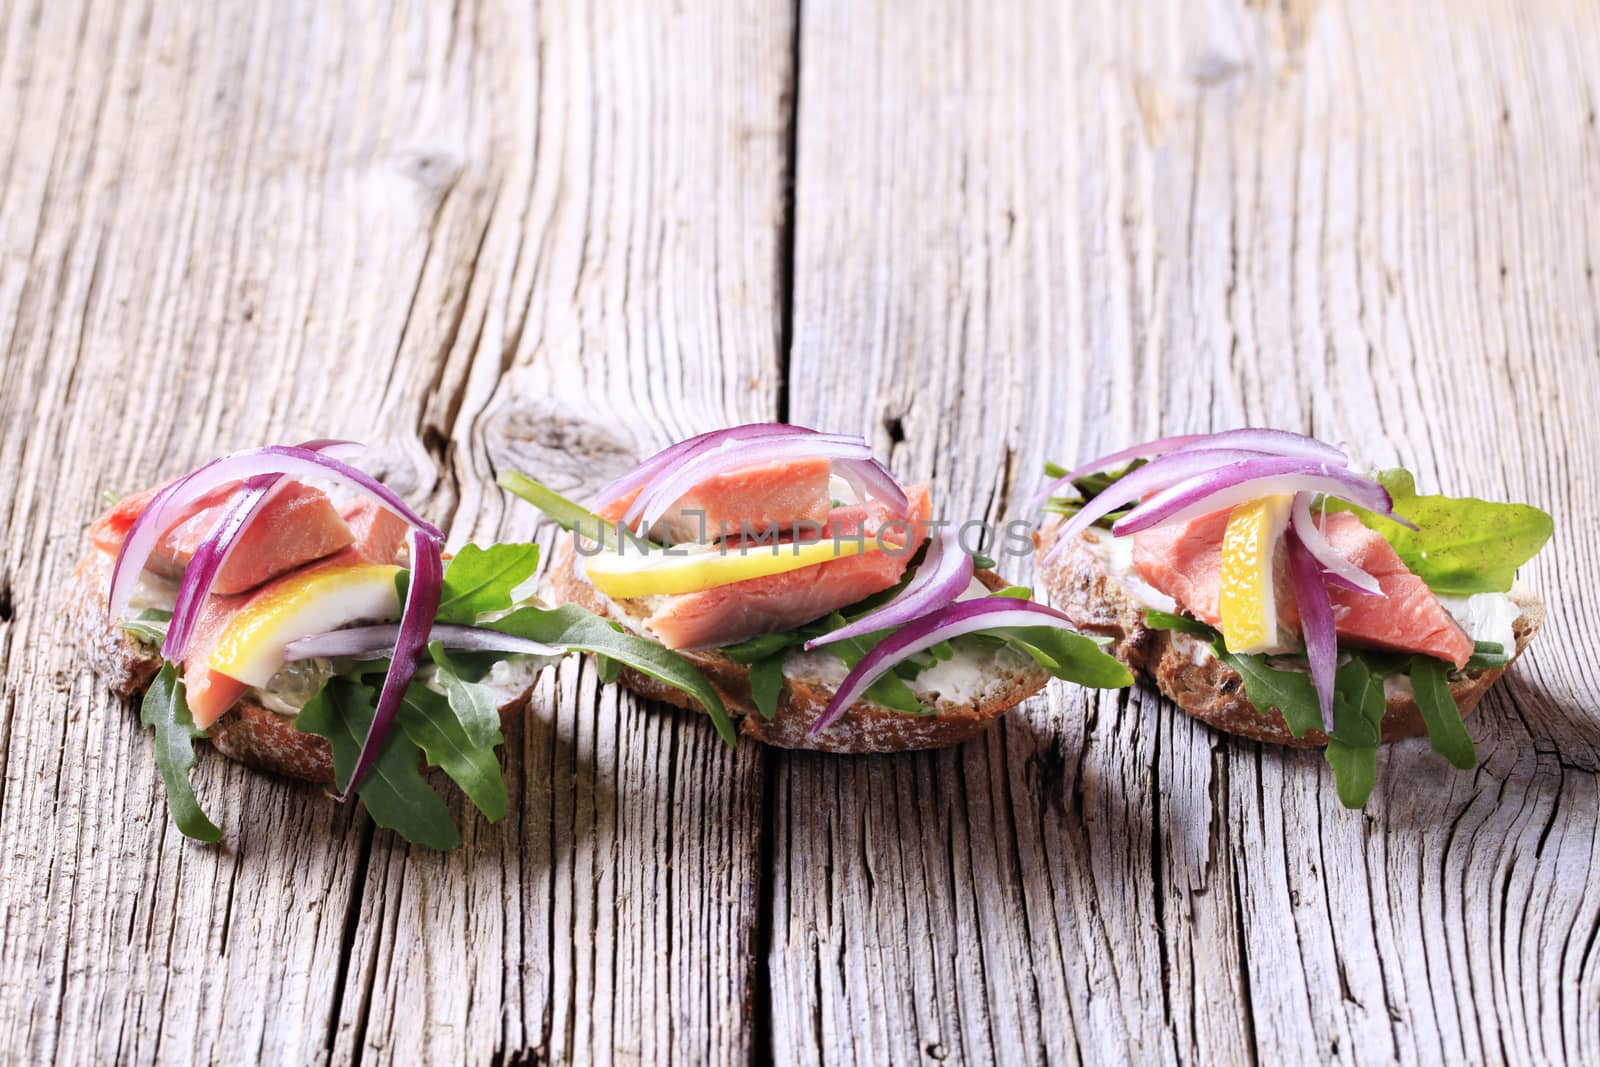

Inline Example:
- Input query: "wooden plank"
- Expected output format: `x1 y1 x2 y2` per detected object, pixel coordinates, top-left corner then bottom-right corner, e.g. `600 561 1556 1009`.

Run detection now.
0 0 792 1063
779 0 1600 1063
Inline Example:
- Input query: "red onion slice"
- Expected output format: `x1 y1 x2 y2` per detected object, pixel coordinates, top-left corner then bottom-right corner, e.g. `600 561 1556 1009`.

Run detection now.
1024 429 1346 512
627 432 882 529
1112 459 1402 536
831 456 910 516
160 440 362 662
1286 528 1337 734
1168 429 1347 464
340 528 444 799
1023 432 1212 511
285 623 563 661
1289 492 1383 597
810 598 1084 734
802 528 973 650
593 423 811 509
161 475 276 662
109 444 442 624
1043 448 1277 561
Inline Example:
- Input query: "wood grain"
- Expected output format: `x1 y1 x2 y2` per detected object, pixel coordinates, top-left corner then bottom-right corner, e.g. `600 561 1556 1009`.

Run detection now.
778 0 1600 1064
3 0 1599 1063
0 0 790 1063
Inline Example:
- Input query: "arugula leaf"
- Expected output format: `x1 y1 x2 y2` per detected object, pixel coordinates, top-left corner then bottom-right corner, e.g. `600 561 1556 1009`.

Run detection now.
1040 460 1145 523
396 684 508 821
435 542 541 624
296 675 460 849
1328 658 1383 747
1410 655 1477 770
721 631 799 665
1142 609 1221 638
121 608 173 647
1465 640 1510 671
1328 468 1552 594
488 604 736 744
1324 740 1377 809
749 655 785 720
428 642 506 748
594 654 622 683
992 585 1033 600
992 626 1133 689
140 663 222 842
1323 658 1387 808
498 470 648 551
1212 645 1325 739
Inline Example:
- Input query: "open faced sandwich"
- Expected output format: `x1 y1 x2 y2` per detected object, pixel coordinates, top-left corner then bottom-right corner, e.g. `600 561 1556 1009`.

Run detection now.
69 441 727 848
502 422 1131 753
1030 428 1552 807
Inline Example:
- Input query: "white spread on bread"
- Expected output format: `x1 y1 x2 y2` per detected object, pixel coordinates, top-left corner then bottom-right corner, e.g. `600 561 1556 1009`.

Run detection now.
1436 591 1521 656
1078 529 1178 614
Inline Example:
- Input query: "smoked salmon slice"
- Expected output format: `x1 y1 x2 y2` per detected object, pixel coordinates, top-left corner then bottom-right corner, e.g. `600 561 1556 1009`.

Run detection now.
91 479 354 595
1132 508 1474 668
182 497 411 728
643 485 932 650
598 457 833 544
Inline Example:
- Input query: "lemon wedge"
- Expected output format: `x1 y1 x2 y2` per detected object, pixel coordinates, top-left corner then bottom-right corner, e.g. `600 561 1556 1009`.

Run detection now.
585 537 869 598
208 564 403 686
1218 495 1292 654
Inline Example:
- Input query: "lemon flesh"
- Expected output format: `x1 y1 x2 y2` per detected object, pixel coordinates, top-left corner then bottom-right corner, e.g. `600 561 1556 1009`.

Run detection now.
208 564 403 686
585 537 869 598
1218 495 1292 654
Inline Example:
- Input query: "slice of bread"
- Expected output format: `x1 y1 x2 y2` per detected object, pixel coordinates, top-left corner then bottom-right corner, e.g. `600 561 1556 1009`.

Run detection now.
543 534 1052 753
1033 517 1545 748
63 549 531 785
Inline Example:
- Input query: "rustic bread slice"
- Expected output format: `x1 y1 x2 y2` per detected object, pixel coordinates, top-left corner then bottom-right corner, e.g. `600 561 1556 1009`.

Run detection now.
1033 517 1545 749
64 549 531 785
543 534 1052 753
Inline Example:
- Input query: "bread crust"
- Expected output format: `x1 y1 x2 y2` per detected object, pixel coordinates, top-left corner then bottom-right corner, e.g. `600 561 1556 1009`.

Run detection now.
543 534 1052 753
65 549 528 785
1033 518 1545 749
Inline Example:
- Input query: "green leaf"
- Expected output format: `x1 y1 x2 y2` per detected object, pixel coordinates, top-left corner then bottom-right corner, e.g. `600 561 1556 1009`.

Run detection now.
1410 655 1477 770
435 542 541 624
594 653 622 684
749 655 786 720
121 608 173 647
1328 658 1384 748
498 470 651 551
396 684 508 821
296 676 460 849
1464 640 1509 671
1212 645 1325 739
489 604 736 745
428 642 507 748
991 585 1033 600
992 626 1133 689
1322 658 1387 809
1327 468 1552 594
721 631 801 664
1142 610 1220 639
1324 740 1378 809
140 663 222 842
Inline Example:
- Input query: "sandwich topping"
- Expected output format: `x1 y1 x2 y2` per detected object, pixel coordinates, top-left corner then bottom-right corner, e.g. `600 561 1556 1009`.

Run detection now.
501 422 1132 734
93 441 725 849
1035 429 1553 808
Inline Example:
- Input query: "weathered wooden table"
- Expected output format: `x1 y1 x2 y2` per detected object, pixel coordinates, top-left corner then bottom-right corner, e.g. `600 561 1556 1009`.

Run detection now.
3 1 1598 1063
